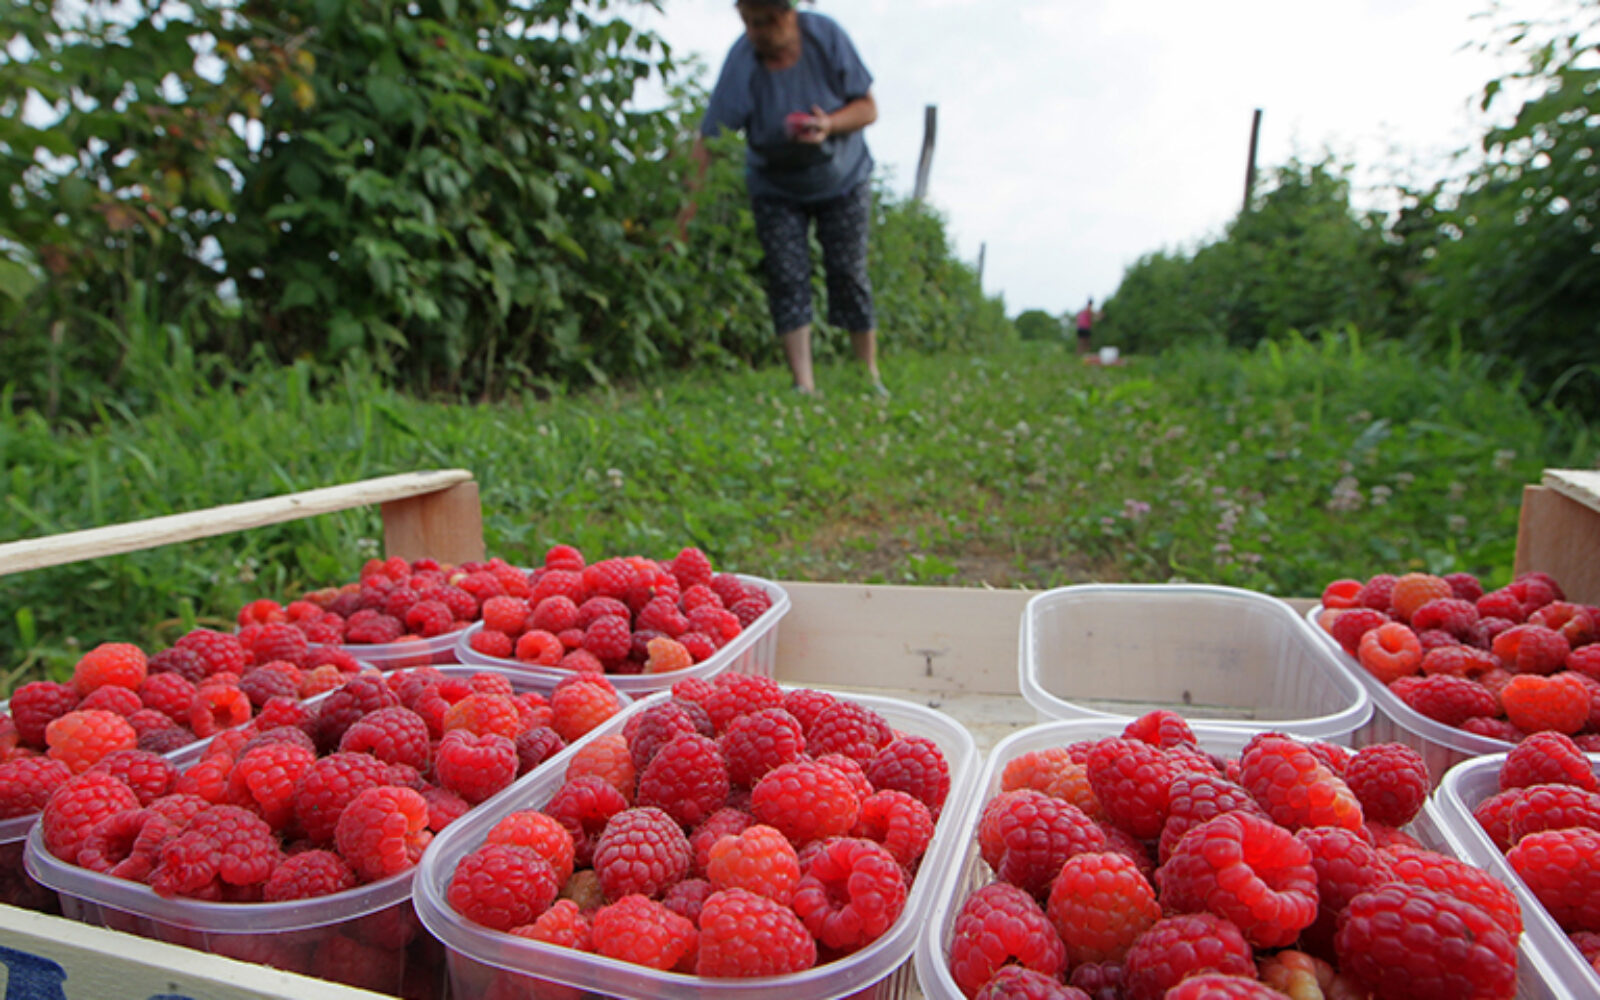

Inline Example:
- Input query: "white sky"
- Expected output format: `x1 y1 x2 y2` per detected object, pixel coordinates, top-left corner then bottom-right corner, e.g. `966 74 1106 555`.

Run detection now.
633 0 1568 317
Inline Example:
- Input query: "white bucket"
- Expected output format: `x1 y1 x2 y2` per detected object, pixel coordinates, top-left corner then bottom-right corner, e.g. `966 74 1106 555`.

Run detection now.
1098 346 1120 364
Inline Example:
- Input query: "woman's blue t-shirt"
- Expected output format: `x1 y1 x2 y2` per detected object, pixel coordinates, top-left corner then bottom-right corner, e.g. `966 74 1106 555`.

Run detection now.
700 12 874 204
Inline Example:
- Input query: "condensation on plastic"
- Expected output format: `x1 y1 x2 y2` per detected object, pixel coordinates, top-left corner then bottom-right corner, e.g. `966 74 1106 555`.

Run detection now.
1305 603 1514 784
1018 584 1371 743
1426 752 1600 1000
454 575 791 696
415 686 979 1000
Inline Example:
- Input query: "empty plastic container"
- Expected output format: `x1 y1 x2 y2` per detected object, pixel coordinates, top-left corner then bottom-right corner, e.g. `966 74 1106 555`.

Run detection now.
1427 752 1599 1000
455 575 791 696
1019 584 1370 742
415 685 978 1000
1305 604 1514 783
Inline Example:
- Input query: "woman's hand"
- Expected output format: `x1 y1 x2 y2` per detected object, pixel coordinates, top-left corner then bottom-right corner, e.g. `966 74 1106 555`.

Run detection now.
795 105 831 145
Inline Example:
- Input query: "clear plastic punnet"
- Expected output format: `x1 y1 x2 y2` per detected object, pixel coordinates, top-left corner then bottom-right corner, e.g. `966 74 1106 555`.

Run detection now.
1305 603 1514 783
915 716 1563 1000
455 575 791 696
311 627 464 670
414 685 979 1000
1427 752 1600 1000
1019 584 1370 742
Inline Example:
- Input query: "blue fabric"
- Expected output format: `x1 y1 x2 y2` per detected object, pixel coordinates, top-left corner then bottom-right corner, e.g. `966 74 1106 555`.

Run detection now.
701 12 874 203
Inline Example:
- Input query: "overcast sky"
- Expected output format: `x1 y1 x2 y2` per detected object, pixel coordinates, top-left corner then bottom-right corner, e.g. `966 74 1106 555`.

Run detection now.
633 0 1567 318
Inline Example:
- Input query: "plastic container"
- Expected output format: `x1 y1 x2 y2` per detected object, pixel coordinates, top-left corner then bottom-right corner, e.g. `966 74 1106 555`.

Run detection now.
24 663 618 1000
914 717 1562 1000
1019 584 1371 743
1305 604 1514 783
311 627 464 670
455 575 791 696
415 685 979 1000
1427 752 1600 1000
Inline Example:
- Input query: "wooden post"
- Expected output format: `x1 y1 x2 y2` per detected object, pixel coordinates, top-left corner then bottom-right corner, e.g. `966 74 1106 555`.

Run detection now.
977 242 986 289
1514 470 1600 605
381 480 485 566
913 104 937 202
1243 108 1262 214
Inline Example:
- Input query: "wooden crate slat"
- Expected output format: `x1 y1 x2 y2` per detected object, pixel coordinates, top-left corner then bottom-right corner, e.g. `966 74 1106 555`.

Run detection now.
1516 483 1600 605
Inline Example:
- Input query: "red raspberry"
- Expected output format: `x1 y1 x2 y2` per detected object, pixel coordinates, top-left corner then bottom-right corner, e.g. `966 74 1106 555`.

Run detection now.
530 568 587 607
76 685 141 717
1569 644 1600 680
635 594 689 637
1329 607 1389 656
1046 851 1159 966
865 734 951 817
782 688 839 732
227 741 316 830
1513 570 1565 607
639 636 689 674
434 730 517 805
1390 573 1455 623
636 732 729 828
806 699 894 767
853 788 935 868
566 733 637 801
335 785 431 880
1502 672 1590 733
701 673 785 734
1410 597 1480 639
1122 912 1255 1000
1163 975 1284 1000
791 837 907 953
689 806 756 877
295 752 393 843
625 700 711 770
184 803 281 888
72 642 149 696
1530 601 1597 646
421 582 480 622
705 822 800 903
686 605 741 646
448 843 560 931
1505 782 1600 841
729 595 772 628
549 676 622 743
402 600 453 638
486 810 576 885
86 749 175 806
580 614 632 663
581 558 638 600
589 894 697 971
593 806 692 900
530 595 580 635
1121 709 1196 748
1391 673 1500 727
709 572 750 608
1356 573 1398 612
1420 642 1499 678
147 646 209 684
696 887 816 977
339 706 431 771
174 628 251 677
10 681 80 748
545 775 628 868
237 662 301 708
263 849 358 901
1510 826 1600 933
313 673 401 751
750 760 862 846
1335 884 1517 1000
1067 960 1124 998
714 707 804 788
468 627 514 660
1444 571 1485 603
513 897 592 950
241 623 309 669
1239 733 1362 831
680 584 723 613
75 807 154 876
1477 587 1528 623
479 596 530 635
508 629 559 666
188 683 252 738
948 882 1066 998
45 710 138 773
1157 811 1317 949
1157 771 1268 864
979 788 1107 898
345 610 405 645
1002 746 1080 791
1501 730 1598 791
1343 742 1428 826
669 546 714 589
442 692 522 741
1358 622 1423 684
974 966 1087 1000
1295 826 1394 960
0 756 72 818
1085 737 1174 840
1493 623 1571 675
1386 845 1522 937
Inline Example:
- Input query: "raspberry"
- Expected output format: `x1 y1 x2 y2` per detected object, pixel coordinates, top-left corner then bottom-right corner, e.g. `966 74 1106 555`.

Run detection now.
1410 597 1480 640
72 642 149 696
188 683 252 739
0 756 71 818
1386 845 1522 937
345 610 405 645
669 546 714 589
592 806 692 900
979 788 1107 898
948 882 1066 998
974 966 1087 1000
449 843 560 931
147 646 209 684
1420 642 1499 678
782 688 840 732
686 605 741 646
1343 742 1428 826
791 837 906 953
313 672 402 751
1157 771 1269 864
335 785 431 880
1046 851 1159 966
1391 673 1499 727
183 803 281 888
865 734 951 817
442 692 523 741
338 706 431 771
513 897 592 951
1513 570 1565 608
750 759 861 846
1239 733 1362 831
1157 811 1317 948
581 558 638 601
226 741 316 830
75 807 154 876
1443 571 1485 603
705 823 800 903
511 629 561 666
1389 573 1455 623
1502 730 1598 791
479 595 530 635
625 700 709 770
1569 644 1600 680
580 614 632 663
468 628 515 660
706 707 799 789
75 685 139 721
589 894 698 971
1294 825 1394 959
549 676 622 743
701 673 785 734
636 732 729 828
635 595 688 637
238 662 301 708
710 572 751 608
806 699 894 767
1163 976 1284 1000
1531 601 1597 645
263 849 358 901
680 584 723 613
241 623 310 668
86 749 174 806
1122 913 1255 1000
1335 884 1517 1000
565 733 637 801
853 789 935 868
1358 622 1423 683
528 595 580 636
174 628 251 677
1494 623 1571 675
10 681 80 748
531 568 587 607
434 730 517 805
545 776 628 869
1505 782 1600 841
300 665 349 699
1121 709 1196 748
422 582 480 622
1002 746 1078 790
644 637 694 674
1329 606 1389 656
1321 578 1364 609
1502 672 1590 734
486 810 577 885
45 710 138 773
689 807 756 877
294 752 392 843
1085 737 1174 839
1356 573 1398 612
696 887 816 977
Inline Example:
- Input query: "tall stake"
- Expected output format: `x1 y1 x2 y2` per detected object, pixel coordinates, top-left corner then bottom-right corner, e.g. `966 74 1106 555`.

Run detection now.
914 105 938 202
1243 108 1263 214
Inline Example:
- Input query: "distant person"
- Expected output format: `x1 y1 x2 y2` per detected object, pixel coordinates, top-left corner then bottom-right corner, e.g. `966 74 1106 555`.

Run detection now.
1075 297 1098 355
680 0 885 397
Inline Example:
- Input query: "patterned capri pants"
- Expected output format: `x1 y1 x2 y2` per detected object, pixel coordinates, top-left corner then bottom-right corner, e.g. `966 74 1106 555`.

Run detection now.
749 181 876 336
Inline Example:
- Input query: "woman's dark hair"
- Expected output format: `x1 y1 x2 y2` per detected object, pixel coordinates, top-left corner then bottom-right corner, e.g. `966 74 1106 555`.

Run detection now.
737 0 799 8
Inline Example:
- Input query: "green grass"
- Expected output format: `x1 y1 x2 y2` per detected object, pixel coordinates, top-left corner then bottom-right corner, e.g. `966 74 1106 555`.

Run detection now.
3 334 1594 691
